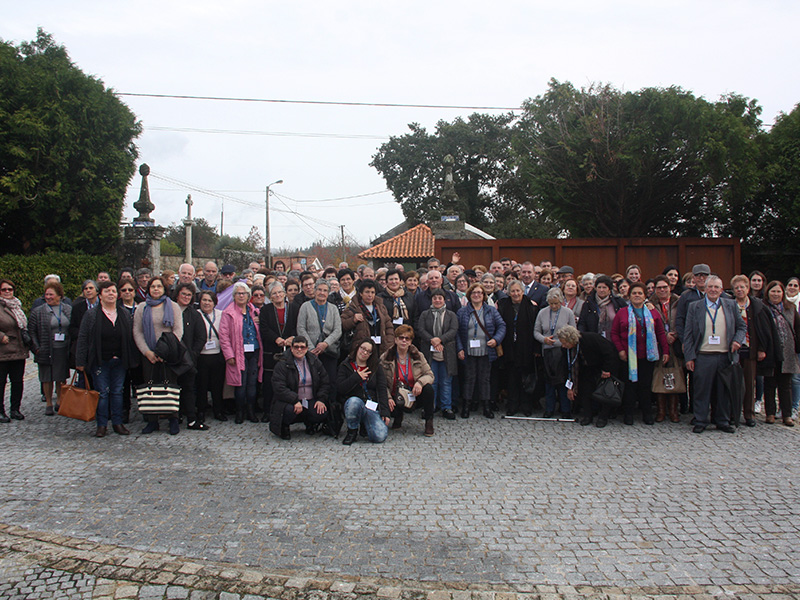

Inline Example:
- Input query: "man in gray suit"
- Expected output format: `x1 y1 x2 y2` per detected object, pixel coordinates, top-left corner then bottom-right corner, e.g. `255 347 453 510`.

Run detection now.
683 275 746 434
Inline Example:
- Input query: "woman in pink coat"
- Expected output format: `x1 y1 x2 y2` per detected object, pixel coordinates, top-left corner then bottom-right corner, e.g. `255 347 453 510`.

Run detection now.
220 282 263 424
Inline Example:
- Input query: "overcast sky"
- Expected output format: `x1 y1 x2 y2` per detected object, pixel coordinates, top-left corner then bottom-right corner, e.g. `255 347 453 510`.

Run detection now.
5 1 799 251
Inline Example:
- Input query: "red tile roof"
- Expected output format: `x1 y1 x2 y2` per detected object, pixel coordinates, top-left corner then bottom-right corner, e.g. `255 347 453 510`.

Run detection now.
359 223 434 259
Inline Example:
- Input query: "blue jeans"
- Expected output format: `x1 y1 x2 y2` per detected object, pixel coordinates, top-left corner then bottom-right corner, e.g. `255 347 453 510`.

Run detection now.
545 382 570 415
792 357 800 414
343 397 388 443
234 352 259 411
93 357 126 427
430 359 452 410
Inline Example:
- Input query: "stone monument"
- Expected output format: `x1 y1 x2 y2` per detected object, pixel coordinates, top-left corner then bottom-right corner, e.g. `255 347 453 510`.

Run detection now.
119 164 165 272
429 154 484 240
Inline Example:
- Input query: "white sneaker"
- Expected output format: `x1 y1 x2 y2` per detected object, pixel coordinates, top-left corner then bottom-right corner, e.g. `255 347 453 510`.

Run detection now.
755 401 763 414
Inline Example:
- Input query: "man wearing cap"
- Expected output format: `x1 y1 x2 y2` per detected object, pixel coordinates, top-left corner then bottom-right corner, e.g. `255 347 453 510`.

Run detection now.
220 264 236 282
556 266 575 288
683 275 745 433
675 264 710 343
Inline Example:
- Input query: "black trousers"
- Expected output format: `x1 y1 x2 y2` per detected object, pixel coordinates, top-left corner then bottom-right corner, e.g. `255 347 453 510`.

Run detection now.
622 359 656 419
284 402 329 427
391 382 435 421
0 359 25 413
196 353 225 418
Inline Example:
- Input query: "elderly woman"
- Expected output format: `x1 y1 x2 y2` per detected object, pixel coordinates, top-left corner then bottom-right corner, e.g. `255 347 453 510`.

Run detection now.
76 281 136 437
534 287 576 418
731 275 774 427
338 338 390 444
579 275 627 338
417 289 459 420
648 275 683 422
0 279 28 421
259 281 298 422
557 325 618 427
220 281 263 424
579 273 595 300
380 324 436 435
341 279 395 356
296 278 341 405
762 280 800 426
562 279 584 322
133 276 184 434
497 280 538 416
611 282 669 425
28 281 72 416
457 283 506 419
197 290 227 422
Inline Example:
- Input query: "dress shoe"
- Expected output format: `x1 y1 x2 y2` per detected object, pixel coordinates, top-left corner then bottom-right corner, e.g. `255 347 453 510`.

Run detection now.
392 411 404 428
142 421 159 434
643 415 655 425
342 428 358 445
595 417 608 428
765 415 775 424
623 415 634 425
580 416 593 426
234 412 244 424
215 412 228 422
745 418 756 427
0 413 10 423
10 410 24 421
168 418 180 435
483 408 495 419
542 411 554 419
261 413 270 423
717 424 736 433
45 406 54 416
94 426 107 438
460 407 469 419
783 418 795 427
424 419 435 437
305 423 319 435
187 421 209 431
692 424 706 434
112 424 131 435
247 408 259 423
280 426 291 440
442 409 456 420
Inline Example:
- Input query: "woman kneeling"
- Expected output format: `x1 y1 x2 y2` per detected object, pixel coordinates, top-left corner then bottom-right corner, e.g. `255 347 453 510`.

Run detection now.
338 338 390 444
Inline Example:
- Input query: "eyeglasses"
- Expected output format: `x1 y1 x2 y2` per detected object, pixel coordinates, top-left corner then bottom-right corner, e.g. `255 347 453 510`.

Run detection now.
397 336 412 341
292 345 308 350
358 347 373 354
0 287 13 292
120 288 134 293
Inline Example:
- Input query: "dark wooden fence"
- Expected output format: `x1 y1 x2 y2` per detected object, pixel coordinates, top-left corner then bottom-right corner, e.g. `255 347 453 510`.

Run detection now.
434 238 741 283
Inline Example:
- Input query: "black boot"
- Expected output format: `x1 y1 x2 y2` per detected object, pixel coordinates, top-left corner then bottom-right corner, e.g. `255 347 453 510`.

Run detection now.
247 406 259 423
0 410 9 424
342 428 358 445
461 405 470 419
235 411 244 424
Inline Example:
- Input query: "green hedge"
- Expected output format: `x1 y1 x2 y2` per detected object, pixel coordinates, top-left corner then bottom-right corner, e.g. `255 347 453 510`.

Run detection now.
0 252 118 312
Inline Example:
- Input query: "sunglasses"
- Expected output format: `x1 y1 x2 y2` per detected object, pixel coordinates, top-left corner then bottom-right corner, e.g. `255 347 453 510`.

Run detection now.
397 336 412 341
0 287 14 292
292 345 308 350
120 288 135 292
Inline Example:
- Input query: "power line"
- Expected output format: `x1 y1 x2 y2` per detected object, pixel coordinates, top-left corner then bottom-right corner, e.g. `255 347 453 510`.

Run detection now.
120 92 521 111
146 125 389 140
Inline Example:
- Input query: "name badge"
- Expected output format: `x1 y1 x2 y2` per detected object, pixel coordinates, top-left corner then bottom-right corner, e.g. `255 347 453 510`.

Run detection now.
708 336 721 345
371 336 381 344
244 343 255 352
430 345 437 352
469 339 481 348
601 331 606 338
54 332 65 342
393 317 403 325
365 400 378 412
301 399 309 409
407 393 416 404
205 340 217 350
565 380 574 390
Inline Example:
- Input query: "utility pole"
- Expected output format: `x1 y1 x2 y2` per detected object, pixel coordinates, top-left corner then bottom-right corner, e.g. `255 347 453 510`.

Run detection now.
340 225 346 263
183 194 193 263
265 179 283 269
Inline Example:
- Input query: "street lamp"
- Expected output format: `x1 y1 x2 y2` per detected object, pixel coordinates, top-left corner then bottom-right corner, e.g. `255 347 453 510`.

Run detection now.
265 179 283 268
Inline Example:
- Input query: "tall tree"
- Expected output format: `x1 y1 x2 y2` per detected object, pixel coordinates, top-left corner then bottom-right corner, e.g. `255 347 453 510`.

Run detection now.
0 29 141 254
370 113 561 238
512 79 763 238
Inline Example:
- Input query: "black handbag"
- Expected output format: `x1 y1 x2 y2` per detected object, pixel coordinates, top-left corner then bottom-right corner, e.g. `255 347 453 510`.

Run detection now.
591 375 624 408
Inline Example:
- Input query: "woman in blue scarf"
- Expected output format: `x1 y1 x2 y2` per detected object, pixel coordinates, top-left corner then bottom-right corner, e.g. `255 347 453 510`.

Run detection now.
132 276 183 434
611 282 669 425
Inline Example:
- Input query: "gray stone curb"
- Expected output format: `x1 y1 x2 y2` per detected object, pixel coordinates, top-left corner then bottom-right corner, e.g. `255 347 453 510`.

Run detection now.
1 523 799 599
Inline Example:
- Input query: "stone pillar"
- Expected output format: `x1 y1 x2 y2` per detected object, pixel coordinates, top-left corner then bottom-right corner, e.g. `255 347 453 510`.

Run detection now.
183 194 193 264
119 164 165 272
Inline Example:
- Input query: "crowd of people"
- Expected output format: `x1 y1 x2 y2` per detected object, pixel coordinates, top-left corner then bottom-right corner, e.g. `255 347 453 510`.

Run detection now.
1 254 798 441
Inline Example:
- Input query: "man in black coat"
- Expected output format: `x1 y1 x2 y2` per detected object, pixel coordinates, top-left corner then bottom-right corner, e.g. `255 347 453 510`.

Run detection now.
270 336 330 440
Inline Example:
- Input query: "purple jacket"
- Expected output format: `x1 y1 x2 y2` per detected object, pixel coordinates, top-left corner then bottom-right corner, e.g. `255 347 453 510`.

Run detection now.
219 302 263 386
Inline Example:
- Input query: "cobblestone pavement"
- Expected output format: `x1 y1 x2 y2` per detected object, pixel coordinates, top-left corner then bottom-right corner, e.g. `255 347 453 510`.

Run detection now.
1 364 799 598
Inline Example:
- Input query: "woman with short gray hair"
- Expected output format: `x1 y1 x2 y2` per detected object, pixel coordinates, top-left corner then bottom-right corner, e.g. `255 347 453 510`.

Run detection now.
534 287 576 418
296 279 341 405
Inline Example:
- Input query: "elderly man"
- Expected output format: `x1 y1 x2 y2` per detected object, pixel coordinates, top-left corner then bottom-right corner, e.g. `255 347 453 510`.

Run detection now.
683 275 745 434
134 268 152 303
177 263 196 285
556 266 575 288
444 264 463 291
489 261 504 277
413 269 459 326
675 264 710 342
197 261 219 292
220 265 236 282
520 261 548 306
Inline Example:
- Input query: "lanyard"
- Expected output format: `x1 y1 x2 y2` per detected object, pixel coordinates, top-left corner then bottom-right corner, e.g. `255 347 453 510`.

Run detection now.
295 359 307 385
397 354 411 385
513 309 519 343
472 306 484 338
660 301 670 331
274 304 286 334
705 302 720 335
549 308 561 335
567 343 579 379
48 304 63 328
202 310 218 341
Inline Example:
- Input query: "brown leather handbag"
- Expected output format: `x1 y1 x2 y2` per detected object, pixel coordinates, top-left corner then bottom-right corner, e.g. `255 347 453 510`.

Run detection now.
59 372 100 421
